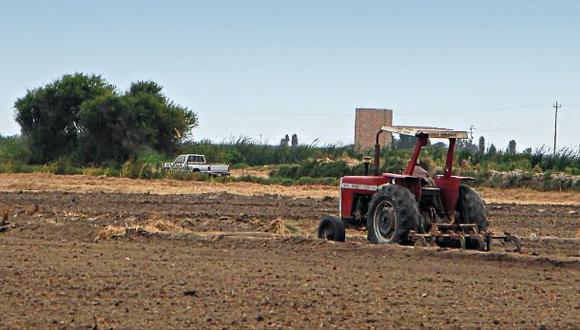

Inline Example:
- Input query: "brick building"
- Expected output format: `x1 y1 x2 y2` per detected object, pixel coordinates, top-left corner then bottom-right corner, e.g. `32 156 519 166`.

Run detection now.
354 108 393 150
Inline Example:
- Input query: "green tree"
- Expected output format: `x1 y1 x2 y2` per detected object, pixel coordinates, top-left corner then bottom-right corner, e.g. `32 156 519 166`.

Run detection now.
14 73 113 163
78 94 135 163
478 136 485 154
280 134 289 147
393 135 416 149
488 144 497 156
508 140 517 155
127 80 164 99
0 135 31 163
78 82 197 164
291 134 298 147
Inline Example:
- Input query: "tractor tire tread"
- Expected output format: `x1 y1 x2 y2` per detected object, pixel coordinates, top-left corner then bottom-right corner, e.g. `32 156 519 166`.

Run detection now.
457 185 488 231
317 215 346 242
366 185 421 244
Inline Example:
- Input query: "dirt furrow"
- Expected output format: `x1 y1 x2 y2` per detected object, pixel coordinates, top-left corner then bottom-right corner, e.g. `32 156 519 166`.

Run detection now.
0 189 578 329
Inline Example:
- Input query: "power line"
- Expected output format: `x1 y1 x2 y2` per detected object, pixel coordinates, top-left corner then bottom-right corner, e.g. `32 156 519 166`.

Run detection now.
196 104 549 118
477 123 547 133
476 122 576 132
396 104 547 116
197 109 353 117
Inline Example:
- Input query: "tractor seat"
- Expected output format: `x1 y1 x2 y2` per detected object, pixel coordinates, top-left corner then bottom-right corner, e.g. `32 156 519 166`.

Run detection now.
421 187 441 196
420 187 444 216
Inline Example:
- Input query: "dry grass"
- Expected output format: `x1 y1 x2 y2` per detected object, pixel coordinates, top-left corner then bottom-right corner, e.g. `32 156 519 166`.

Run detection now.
144 219 188 233
94 225 128 241
282 219 305 235
230 167 271 178
263 219 286 235
0 173 578 205
94 217 189 241
0 173 335 199
260 218 306 236
1 209 8 225
477 187 580 206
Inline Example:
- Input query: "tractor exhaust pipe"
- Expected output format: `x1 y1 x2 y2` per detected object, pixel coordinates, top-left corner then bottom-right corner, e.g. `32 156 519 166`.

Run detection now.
362 156 372 176
374 130 383 176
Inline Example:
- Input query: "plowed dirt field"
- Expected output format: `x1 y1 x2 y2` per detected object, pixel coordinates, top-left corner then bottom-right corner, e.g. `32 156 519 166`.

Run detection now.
0 174 578 329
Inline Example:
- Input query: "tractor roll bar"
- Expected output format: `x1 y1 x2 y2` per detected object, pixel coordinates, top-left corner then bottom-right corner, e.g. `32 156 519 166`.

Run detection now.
374 126 466 177
404 134 429 176
374 130 382 176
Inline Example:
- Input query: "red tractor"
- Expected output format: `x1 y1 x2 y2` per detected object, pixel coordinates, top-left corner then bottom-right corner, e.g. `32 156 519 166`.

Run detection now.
317 126 520 251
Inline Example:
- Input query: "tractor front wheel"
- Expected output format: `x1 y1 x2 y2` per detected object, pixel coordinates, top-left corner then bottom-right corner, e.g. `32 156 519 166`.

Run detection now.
317 215 346 242
366 185 421 244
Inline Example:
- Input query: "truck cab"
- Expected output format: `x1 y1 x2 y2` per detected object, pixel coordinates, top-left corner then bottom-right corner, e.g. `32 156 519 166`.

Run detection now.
164 154 230 176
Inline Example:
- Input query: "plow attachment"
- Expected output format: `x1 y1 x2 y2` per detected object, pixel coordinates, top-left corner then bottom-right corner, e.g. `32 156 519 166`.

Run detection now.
409 223 522 252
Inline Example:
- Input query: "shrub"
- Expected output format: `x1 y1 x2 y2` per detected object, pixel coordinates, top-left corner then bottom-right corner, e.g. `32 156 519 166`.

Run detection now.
46 158 82 175
178 137 361 167
0 135 31 164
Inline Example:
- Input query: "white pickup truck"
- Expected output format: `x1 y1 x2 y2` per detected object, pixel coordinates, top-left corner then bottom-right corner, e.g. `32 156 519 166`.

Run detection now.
163 154 230 176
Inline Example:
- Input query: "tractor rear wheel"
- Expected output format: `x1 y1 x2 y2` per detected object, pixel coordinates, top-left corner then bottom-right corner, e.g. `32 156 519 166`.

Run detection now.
456 185 488 231
366 185 420 244
317 215 346 242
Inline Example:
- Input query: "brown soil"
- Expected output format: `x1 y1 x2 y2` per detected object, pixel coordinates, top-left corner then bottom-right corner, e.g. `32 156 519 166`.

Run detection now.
0 175 579 329
1 173 579 205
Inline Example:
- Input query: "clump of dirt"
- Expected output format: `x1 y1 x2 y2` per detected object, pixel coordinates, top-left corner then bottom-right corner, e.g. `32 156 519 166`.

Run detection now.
27 204 39 215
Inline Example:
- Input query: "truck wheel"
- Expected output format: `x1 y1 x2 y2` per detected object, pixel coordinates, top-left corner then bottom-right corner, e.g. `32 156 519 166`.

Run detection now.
317 215 346 242
366 185 420 244
456 185 488 231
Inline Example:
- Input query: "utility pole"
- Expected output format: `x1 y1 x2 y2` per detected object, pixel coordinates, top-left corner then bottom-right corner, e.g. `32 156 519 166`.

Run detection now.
468 125 476 144
552 101 562 155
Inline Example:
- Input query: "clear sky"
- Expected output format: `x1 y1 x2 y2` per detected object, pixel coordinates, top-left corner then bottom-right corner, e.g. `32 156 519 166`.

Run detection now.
1 0 578 151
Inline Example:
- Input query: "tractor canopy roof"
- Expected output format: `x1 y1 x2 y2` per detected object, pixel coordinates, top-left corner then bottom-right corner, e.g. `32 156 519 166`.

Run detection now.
381 125 468 139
